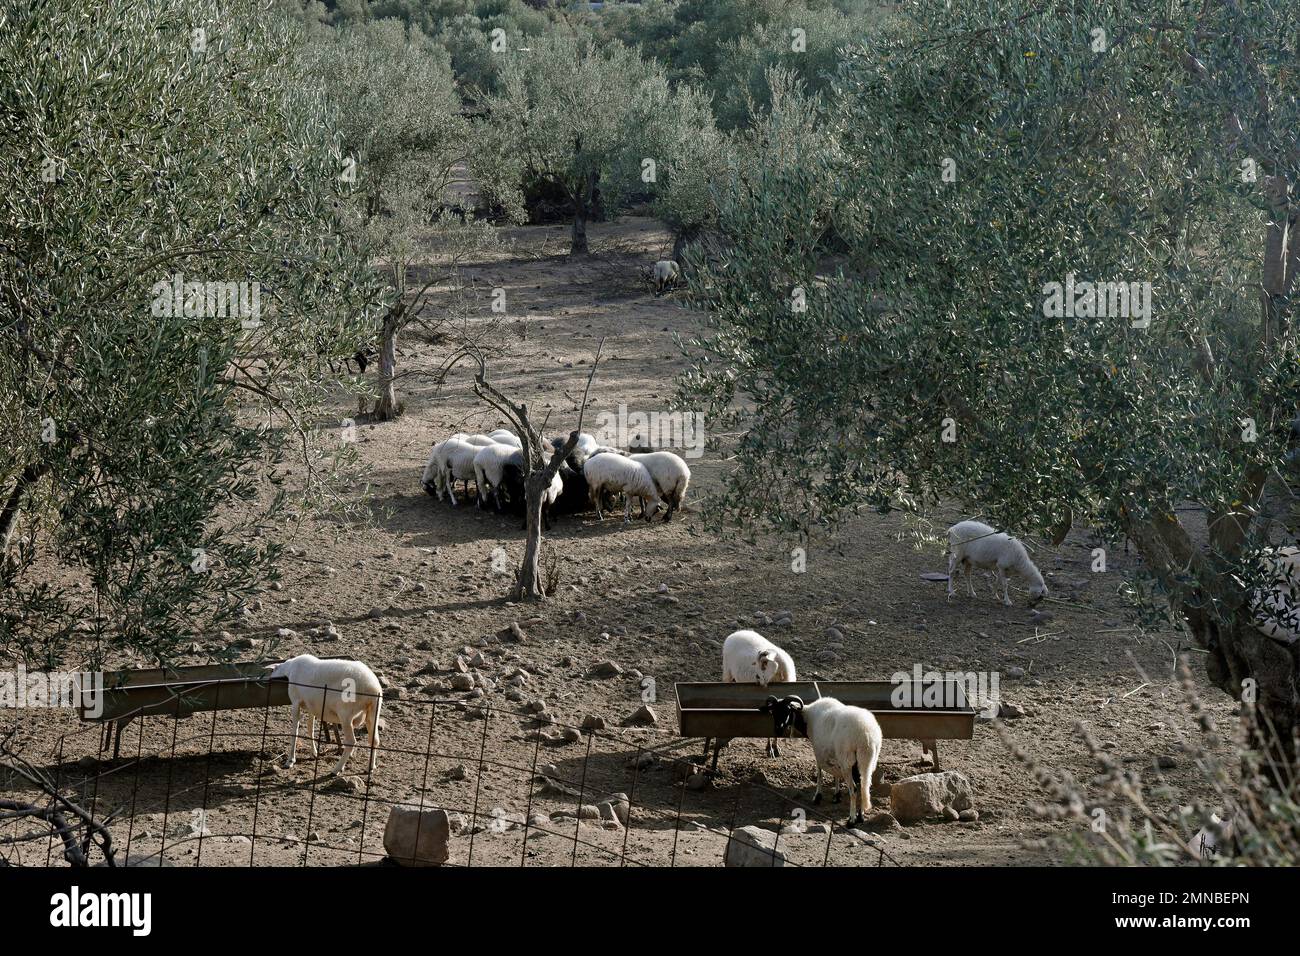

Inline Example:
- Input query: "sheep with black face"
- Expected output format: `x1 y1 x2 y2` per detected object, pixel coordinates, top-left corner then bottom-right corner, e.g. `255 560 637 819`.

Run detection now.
760 694 882 827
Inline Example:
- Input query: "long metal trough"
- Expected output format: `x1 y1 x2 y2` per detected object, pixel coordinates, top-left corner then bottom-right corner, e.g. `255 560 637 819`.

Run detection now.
675 679 976 771
79 661 289 758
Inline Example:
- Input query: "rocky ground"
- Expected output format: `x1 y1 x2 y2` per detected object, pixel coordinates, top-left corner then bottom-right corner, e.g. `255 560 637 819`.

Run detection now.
0 216 1236 867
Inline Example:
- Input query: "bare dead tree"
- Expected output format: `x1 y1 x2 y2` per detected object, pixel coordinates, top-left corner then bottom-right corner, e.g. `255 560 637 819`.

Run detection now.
471 339 604 600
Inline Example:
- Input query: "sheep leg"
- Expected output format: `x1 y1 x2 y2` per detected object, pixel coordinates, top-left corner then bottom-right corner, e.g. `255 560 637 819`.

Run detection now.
998 568 1012 605
332 714 358 776
946 553 957 600
285 702 301 768
966 563 976 597
622 495 633 524
303 712 318 757
366 701 380 773
812 767 824 804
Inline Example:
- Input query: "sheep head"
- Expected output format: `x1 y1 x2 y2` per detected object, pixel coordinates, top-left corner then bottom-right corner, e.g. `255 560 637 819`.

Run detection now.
760 695 805 739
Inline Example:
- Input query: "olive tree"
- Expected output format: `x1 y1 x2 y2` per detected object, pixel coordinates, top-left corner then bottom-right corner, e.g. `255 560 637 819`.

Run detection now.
475 33 715 255
305 20 489 421
681 2 1300 765
0 0 383 667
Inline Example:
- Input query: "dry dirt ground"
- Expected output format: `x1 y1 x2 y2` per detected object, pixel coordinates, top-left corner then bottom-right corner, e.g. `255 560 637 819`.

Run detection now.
1 216 1236 868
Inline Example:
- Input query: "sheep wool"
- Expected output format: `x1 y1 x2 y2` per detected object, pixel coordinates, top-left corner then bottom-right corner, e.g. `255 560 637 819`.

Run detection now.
269 654 384 776
946 519 1047 606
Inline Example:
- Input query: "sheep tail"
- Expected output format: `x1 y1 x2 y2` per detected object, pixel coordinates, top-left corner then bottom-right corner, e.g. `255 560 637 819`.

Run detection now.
857 741 879 812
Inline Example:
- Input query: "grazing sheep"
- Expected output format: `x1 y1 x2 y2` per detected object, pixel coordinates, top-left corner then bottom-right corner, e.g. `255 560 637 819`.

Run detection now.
422 436 480 500
551 432 600 467
543 437 597 516
761 695 882 826
440 438 483 505
539 468 564 529
268 654 383 776
494 461 566 529
550 460 591 516
421 440 450 498
653 259 680 295
582 453 664 523
473 443 525 511
946 520 1047 606
629 451 690 521
722 630 797 757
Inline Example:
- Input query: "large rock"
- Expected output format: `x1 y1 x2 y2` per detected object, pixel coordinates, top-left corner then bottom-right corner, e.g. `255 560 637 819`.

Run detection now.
384 801 451 866
889 771 973 824
623 704 657 726
724 826 787 867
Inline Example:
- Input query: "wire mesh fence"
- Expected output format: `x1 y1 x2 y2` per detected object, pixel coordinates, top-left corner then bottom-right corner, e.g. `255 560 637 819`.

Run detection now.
0 679 901 868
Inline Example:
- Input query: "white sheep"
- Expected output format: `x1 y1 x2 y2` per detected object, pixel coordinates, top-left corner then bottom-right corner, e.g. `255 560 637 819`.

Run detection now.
652 259 680 294
421 439 450 498
722 630 797 757
473 443 525 511
761 694 882 826
268 654 383 776
553 432 600 465
457 433 498 447
629 451 690 521
582 453 664 523
488 429 522 448
441 438 483 505
538 467 565 530
946 519 1048 606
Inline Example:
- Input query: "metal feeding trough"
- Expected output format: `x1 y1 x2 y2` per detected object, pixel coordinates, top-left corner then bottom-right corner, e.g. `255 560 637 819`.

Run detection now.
674 679 977 772
79 661 289 759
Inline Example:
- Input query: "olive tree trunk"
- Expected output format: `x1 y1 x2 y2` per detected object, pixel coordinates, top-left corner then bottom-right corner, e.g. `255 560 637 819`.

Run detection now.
1127 507 1300 775
569 168 597 257
373 312 399 421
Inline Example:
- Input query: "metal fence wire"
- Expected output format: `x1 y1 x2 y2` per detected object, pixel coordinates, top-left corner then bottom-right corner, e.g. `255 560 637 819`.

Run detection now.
0 680 901 868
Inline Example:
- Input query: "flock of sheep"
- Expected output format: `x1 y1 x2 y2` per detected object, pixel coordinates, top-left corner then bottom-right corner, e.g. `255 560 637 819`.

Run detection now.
261 511 1056 828
265 258 1300 839
419 428 692 528
719 518 1051 826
